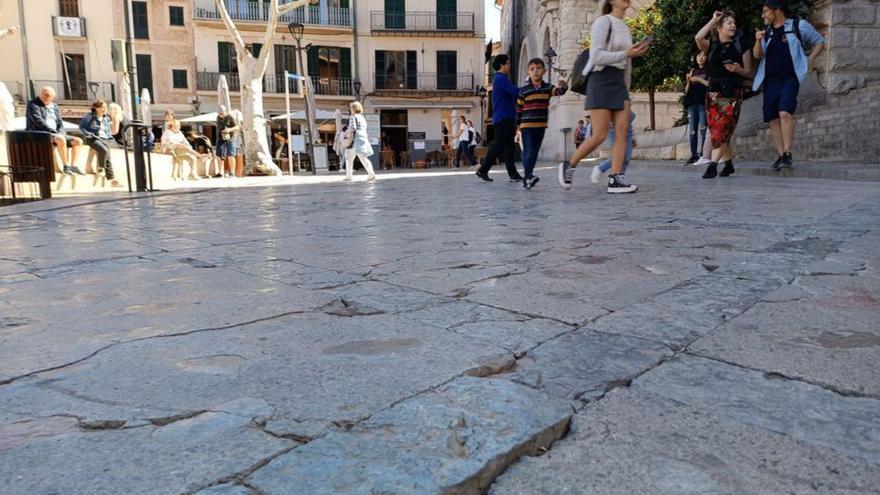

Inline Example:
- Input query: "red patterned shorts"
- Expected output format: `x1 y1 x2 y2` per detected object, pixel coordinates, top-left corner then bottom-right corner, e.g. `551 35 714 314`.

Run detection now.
707 89 744 148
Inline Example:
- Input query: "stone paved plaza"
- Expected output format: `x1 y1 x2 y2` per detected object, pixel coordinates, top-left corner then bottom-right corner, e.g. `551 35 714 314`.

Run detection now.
1 167 879 494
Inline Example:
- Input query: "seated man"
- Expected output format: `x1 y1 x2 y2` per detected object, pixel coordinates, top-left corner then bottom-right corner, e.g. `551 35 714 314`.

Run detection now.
26 86 84 175
161 119 207 180
79 99 121 186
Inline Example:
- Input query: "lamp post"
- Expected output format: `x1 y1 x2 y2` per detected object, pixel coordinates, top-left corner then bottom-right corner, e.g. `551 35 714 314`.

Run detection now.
123 0 147 192
353 79 361 101
544 47 557 84
475 85 487 143
88 81 100 101
287 21 316 174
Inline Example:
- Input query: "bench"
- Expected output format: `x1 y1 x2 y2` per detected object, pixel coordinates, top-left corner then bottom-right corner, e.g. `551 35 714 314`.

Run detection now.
4 131 54 199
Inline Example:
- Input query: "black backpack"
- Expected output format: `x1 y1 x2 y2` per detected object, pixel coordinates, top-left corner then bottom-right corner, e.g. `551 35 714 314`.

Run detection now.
765 18 808 51
570 19 613 95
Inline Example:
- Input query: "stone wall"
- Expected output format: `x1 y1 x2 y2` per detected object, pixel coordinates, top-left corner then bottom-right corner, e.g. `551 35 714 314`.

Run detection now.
815 0 880 93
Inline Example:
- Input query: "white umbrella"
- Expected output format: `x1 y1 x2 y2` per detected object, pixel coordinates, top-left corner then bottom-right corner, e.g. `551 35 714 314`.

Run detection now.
333 109 344 158
10 116 78 131
140 88 151 124
271 109 345 121
179 110 243 124
0 82 14 131
217 75 232 113
305 78 317 144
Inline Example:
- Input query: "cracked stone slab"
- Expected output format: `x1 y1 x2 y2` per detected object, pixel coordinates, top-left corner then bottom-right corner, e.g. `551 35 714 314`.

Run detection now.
193 483 257 495
402 301 531 330
0 313 512 440
0 258 335 381
633 354 880 463
491 387 880 495
506 330 673 404
0 404 292 495
248 376 572 494
690 275 880 397
321 280 452 314
445 317 573 355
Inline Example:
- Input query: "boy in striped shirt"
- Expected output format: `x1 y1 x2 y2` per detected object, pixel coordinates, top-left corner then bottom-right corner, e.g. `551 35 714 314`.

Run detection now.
517 58 568 189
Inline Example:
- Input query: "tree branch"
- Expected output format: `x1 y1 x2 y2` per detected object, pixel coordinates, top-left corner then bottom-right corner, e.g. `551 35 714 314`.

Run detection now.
213 0 246 51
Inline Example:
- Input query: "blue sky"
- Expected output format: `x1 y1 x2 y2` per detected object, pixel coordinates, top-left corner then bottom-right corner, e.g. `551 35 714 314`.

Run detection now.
485 0 501 41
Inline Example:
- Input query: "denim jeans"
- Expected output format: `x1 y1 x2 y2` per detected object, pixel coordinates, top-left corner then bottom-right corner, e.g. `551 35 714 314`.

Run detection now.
520 128 545 180
598 124 633 174
455 140 476 167
687 104 707 158
478 118 521 179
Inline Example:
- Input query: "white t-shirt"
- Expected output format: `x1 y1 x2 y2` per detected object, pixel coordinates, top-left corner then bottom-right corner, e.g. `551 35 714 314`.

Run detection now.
457 125 471 145
161 130 192 152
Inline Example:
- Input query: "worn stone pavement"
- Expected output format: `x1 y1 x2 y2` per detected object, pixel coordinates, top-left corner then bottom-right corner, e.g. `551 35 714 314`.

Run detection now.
1 168 879 494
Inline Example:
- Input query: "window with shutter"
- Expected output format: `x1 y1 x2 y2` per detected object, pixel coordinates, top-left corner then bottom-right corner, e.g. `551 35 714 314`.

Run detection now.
437 0 456 30
340 47 352 95
406 51 417 89
436 51 456 90
169 6 185 26
172 69 188 89
132 1 149 39
375 51 387 89
384 0 404 29
58 0 79 17
218 42 237 73
136 54 153 100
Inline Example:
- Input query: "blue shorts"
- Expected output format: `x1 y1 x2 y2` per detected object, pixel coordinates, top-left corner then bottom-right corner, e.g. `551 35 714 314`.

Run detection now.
216 140 236 158
763 79 799 123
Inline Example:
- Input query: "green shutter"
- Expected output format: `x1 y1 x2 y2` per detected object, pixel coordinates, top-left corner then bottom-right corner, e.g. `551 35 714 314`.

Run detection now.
437 0 456 30
375 50 386 88
385 0 404 29
406 51 417 89
251 43 262 58
340 47 352 79
339 0 349 8
218 42 230 73
437 51 456 90
307 46 319 77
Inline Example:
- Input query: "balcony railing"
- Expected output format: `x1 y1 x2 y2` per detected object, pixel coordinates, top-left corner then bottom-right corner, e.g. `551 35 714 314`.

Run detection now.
198 72 352 96
374 72 474 93
52 16 87 37
370 11 475 35
31 80 114 102
193 0 352 28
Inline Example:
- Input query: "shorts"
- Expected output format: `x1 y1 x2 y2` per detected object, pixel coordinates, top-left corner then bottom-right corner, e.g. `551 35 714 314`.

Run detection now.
762 78 799 123
216 140 236 158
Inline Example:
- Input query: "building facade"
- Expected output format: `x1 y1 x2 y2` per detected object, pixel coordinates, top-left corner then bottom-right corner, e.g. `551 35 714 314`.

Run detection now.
356 0 485 161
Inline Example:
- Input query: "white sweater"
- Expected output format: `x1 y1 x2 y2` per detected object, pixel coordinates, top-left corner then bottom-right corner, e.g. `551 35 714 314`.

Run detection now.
583 14 634 89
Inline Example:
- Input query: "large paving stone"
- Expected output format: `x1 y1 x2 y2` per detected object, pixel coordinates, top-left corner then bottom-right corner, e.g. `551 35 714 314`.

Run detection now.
0 313 512 440
0 257 335 381
690 274 880 396
0 399 292 495
248 376 572 494
633 355 880 463
506 330 672 404
491 388 880 494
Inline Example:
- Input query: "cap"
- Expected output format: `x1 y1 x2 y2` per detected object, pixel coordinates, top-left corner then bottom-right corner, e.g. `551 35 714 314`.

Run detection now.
763 0 785 9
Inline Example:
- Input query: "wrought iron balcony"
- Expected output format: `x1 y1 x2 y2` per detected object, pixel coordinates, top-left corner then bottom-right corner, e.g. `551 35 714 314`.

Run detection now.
374 72 475 95
52 16 87 37
198 72 352 97
31 80 114 102
370 11 475 36
193 0 352 28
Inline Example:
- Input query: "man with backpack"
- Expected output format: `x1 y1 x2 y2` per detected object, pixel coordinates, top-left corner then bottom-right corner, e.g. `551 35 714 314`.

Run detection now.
753 0 824 170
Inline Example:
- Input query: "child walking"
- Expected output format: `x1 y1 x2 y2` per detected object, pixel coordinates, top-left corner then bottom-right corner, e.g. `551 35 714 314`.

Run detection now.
516 58 567 189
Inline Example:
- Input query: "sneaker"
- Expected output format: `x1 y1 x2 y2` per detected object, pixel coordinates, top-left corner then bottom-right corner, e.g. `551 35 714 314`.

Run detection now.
527 177 540 189
781 152 793 169
702 162 718 179
367 174 376 182
475 170 493 182
70 166 86 176
62 165 74 175
523 177 529 189
685 156 698 165
590 165 602 184
509 176 524 183
558 161 574 190
719 160 735 177
694 157 712 167
607 174 638 194
771 155 784 171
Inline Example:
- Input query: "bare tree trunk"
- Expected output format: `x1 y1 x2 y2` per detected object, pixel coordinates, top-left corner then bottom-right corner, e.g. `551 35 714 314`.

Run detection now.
214 0 312 176
648 84 656 130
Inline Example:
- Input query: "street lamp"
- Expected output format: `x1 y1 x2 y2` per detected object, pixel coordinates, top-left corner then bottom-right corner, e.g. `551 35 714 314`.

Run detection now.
353 79 361 100
88 81 100 100
475 85 488 144
287 21 316 173
544 47 557 83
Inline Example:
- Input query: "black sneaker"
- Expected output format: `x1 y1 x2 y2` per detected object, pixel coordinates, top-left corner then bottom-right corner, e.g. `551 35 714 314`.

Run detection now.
607 174 638 194
70 165 86 176
719 160 735 177
523 177 530 189
475 170 493 182
62 165 74 175
702 162 718 179
781 152 793 169
771 155 784 171
528 177 539 189
557 161 574 190
685 156 698 165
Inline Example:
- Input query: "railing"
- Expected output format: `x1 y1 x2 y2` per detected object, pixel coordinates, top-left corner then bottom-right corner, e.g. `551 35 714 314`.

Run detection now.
374 72 474 93
52 16 87 37
198 72 351 96
193 0 352 28
31 80 115 102
370 11 475 33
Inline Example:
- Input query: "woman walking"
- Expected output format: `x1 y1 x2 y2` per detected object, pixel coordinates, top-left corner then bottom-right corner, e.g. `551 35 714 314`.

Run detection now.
558 0 650 193
683 51 709 165
453 115 476 168
695 10 753 178
344 101 376 182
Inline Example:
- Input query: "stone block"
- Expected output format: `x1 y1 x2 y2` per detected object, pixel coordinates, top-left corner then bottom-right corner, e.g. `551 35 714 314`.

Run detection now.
831 26 853 47
248 377 572 494
832 4 876 25
828 73 862 93
853 27 880 46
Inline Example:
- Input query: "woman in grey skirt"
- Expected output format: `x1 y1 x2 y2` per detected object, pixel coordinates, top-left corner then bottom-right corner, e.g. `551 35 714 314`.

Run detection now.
558 0 650 193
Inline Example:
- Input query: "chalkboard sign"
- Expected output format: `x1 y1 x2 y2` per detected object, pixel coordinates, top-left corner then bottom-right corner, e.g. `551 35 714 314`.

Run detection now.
408 132 426 140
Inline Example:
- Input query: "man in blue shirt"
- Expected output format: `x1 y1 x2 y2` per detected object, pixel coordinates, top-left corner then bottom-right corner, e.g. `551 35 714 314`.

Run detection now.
753 0 825 170
476 54 524 182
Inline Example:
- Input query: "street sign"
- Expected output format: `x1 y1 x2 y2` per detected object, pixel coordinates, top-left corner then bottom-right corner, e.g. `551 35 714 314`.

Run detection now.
408 132 426 140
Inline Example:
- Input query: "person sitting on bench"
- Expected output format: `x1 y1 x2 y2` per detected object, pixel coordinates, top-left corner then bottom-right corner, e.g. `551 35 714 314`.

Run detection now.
161 119 207 181
79 99 121 187
26 86 84 175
